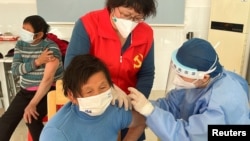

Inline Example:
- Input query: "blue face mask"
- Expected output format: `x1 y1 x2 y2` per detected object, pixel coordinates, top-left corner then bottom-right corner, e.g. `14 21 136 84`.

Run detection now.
19 29 35 43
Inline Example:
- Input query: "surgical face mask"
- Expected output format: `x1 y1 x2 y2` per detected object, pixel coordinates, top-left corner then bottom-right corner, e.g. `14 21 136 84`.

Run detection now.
19 29 35 43
173 75 198 89
77 88 112 116
112 16 138 38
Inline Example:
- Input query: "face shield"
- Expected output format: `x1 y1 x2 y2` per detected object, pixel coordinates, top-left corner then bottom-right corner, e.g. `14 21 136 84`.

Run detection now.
171 50 217 79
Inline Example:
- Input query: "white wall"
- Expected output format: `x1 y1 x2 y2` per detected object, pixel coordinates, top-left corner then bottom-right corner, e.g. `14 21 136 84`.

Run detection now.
0 0 37 55
154 0 212 92
0 0 37 35
0 0 212 91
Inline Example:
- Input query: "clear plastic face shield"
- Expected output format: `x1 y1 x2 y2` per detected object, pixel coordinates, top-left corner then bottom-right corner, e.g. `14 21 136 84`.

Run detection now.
171 50 217 80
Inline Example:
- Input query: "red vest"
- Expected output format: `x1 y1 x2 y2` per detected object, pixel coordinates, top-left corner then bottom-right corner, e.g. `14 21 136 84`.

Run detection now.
81 8 153 94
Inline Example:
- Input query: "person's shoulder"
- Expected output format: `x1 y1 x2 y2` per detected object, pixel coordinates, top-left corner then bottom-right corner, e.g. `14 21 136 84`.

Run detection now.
132 23 153 41
139 22 152 29
106 105 133 125
82 8 104 18
44 38 58 45
90 9 104 14
223 70 246 82
224 70 241 77
45 102 72 126
224 70 248 87
42 38 59 50
107 104 132 117
134 22 153 34
15 40 27 46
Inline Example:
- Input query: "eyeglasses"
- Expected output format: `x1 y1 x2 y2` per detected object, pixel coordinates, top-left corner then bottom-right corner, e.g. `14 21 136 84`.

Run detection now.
117 7 144 23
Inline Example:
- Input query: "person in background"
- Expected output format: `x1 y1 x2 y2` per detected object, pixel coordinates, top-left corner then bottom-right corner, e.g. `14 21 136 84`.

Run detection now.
40 54 146 141
0 15 64 141
128 38 250 141
64 0 157 140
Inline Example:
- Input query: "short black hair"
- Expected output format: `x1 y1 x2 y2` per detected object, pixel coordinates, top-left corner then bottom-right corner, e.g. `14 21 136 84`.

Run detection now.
106 0 157 19
23 15 50 39
63 54 113 97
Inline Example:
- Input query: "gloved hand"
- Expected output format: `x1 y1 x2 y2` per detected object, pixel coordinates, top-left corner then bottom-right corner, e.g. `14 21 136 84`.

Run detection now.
111 84 132 111
128 87 154 117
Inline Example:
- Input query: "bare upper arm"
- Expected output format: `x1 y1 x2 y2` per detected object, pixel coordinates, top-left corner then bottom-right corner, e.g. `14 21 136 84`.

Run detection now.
128 110 146 128
43 58 60 80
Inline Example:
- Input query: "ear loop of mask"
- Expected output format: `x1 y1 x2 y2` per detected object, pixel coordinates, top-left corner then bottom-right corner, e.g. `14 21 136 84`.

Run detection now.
196 55 217 79
111 8 118 22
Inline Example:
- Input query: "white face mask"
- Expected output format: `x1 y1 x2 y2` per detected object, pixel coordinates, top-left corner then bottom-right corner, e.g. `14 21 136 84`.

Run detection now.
20 29 35 43
77 88 112 116
173 75 198 89
112 16 138 38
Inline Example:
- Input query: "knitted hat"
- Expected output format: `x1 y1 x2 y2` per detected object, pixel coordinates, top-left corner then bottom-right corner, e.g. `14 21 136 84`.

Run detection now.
174 38 222 78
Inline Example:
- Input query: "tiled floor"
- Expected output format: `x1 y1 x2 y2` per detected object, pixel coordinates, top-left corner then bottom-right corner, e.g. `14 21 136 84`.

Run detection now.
0 108 28 141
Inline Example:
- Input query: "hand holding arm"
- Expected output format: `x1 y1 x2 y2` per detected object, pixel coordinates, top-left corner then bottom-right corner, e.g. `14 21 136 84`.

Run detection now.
128 87 154 117
35 48 55 66
111 84 132 111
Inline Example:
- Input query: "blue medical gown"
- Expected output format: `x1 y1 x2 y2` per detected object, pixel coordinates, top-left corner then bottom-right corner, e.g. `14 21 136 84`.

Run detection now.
147 70 250 141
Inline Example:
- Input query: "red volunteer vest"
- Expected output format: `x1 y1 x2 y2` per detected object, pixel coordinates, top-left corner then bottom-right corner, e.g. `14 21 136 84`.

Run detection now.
82 8 153 94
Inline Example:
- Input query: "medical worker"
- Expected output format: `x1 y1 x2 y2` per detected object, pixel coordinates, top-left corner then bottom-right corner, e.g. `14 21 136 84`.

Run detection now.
128 38 250 141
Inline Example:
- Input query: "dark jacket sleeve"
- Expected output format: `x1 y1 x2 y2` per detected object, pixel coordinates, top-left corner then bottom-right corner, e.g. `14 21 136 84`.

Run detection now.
64 19 90 69
136 41 155 98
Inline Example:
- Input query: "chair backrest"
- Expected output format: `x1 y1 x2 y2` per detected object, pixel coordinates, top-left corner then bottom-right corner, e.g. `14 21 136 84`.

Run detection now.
47 79 69 120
